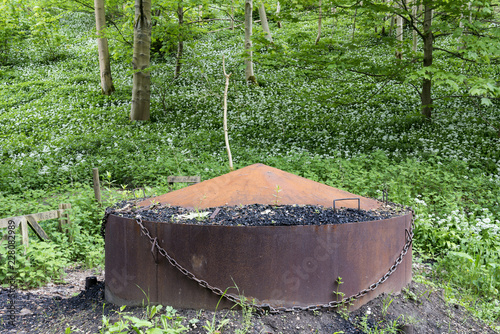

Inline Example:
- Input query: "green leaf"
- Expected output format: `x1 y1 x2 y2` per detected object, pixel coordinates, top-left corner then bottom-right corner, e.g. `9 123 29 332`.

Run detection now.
480 97 492 106
123 316 153 328
145 329 164 334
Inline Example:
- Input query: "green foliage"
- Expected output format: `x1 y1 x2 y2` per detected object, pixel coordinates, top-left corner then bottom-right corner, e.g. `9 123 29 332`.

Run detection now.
100 305 190 334
0 239 69 289
27 6 69 62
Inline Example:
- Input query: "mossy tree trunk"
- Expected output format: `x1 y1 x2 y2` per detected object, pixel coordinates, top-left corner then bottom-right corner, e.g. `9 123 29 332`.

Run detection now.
94 0 114 95
130 0 152 121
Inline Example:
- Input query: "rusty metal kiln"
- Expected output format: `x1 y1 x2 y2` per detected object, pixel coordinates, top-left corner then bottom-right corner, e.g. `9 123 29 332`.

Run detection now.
104 164 412 311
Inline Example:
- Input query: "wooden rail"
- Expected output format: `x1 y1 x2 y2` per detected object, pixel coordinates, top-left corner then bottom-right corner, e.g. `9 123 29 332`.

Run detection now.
0 205 71 252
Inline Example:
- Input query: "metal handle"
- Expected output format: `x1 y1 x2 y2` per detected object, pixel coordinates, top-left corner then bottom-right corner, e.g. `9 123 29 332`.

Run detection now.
333 198 360 212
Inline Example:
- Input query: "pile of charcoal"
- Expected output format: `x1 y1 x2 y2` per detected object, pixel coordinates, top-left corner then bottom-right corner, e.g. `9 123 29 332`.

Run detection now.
110 202 408 227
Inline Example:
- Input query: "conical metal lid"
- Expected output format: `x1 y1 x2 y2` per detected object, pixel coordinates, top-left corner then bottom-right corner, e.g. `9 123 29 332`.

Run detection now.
139 163 381 210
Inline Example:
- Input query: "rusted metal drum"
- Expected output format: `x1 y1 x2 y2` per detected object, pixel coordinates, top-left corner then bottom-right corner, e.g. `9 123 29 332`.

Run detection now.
105 164 412 310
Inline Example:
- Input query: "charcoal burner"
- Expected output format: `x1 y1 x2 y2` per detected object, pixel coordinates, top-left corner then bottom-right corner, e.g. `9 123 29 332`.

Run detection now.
104 164 412 310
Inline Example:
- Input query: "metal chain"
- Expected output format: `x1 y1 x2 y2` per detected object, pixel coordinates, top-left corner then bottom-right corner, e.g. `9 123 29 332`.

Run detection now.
100 208 113 239
126 209 415 314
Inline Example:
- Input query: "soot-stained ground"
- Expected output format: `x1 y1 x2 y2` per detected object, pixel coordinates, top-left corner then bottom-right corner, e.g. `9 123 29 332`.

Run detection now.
0 266 497 334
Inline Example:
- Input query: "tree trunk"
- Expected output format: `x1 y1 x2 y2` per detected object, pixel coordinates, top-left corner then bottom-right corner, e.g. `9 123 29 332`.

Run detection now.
230 0 235 30
458 2 472 50
130 0 152 121
315 0 322 45
276 1 282 28
174 3 183 79
412 5 418 52
389 0 394 37
94 0 114 95
395 4 403 59
331 7 337 37
352 7 358 41
421 3 433 119
245 0 257 84
259 3 273 42
352 1 362 40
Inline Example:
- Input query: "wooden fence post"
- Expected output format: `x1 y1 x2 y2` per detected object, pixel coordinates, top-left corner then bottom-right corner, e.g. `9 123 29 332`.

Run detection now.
59 203 72 240
93 168 102 203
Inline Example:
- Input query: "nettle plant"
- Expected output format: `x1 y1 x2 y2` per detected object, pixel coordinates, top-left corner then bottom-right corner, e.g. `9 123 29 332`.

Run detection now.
0 240 69 289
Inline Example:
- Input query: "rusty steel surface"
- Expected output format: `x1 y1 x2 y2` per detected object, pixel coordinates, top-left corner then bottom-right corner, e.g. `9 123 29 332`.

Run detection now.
138 163 382 210
105 212 412 310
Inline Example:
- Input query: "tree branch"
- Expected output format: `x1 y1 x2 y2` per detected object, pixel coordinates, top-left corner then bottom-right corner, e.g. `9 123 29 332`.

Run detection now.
108 19 133 47
433 47 477 63
186 18 240 25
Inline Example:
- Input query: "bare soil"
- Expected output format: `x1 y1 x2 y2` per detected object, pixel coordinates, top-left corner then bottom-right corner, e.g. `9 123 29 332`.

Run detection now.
1 264 498 334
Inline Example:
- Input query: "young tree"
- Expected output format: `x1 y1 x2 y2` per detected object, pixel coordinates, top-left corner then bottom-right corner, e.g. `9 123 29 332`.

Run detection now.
130 0 152 121
94 0 115 95
336 0 499 119
222 55 234 171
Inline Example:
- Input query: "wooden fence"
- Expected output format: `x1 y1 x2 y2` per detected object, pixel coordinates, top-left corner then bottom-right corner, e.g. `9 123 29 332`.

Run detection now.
0 204 71 252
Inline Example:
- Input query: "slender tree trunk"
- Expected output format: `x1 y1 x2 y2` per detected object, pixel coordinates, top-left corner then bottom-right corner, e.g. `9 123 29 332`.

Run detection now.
421 3 433 119
230 0 235 30
94 0 114 95
222 56 233 171
276 1 282 28
174 3 184 79
352 1 362 40
259 3 273 42
352 7 358 41
458 2 472 50
315 0 322 45
245 0 257 84
381 0 390 36
130 0 152 121
412 4 418 52
331 7 337 37
395 3 403 59
389 0 394 37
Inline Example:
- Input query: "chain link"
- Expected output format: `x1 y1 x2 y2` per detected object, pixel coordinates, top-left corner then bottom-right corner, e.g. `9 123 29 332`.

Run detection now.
100 208 113 239
102 207 414 314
